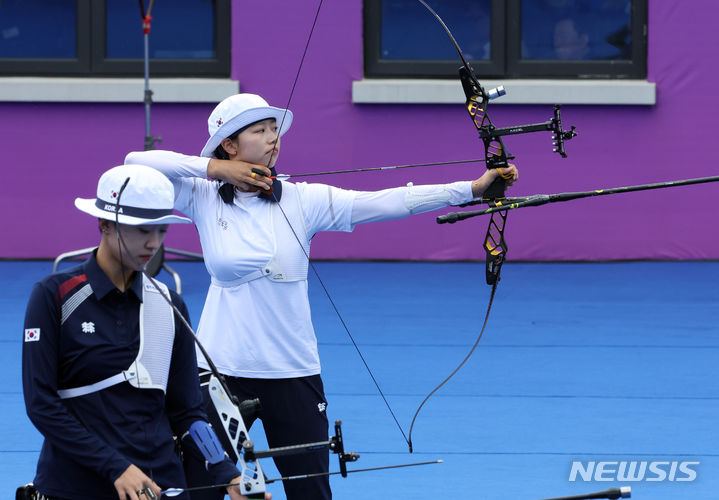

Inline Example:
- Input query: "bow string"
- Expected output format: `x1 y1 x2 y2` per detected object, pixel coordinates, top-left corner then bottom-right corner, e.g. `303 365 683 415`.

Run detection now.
236 0 578 465
256 0 718 475
263 0 578 455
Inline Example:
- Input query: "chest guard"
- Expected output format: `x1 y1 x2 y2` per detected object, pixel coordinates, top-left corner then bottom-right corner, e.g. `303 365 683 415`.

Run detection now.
57 276 175 399
211 184 311 288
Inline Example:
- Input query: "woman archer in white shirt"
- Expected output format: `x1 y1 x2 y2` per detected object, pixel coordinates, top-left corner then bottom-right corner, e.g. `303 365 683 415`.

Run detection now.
125 92 517 500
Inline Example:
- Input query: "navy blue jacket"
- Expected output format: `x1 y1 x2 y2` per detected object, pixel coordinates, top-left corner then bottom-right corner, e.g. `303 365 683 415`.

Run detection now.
22 253 238 499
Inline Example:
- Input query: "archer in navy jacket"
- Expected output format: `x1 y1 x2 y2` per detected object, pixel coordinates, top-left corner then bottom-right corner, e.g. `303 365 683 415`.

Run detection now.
22 164 245 500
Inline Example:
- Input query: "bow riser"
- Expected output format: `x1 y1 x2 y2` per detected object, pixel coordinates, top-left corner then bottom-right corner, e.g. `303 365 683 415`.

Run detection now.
207 375 266 497
458 67 511 285
484 211 508 284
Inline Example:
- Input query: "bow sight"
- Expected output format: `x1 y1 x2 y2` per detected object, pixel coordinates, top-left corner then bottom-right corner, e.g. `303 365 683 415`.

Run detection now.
462 69 577 158
458 65 578 201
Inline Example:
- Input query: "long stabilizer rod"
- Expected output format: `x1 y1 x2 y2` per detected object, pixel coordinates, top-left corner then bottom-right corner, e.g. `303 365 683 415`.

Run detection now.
438 175 719 224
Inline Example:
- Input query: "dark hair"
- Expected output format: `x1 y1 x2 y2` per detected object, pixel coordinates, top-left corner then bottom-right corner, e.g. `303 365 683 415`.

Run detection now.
214 126 246 203
213 128 243 160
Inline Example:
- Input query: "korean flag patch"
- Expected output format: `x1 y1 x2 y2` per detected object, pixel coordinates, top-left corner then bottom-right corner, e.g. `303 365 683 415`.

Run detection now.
24 328 40 342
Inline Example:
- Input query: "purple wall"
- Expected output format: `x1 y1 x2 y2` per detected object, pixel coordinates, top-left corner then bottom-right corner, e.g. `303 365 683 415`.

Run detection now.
1 1 717 261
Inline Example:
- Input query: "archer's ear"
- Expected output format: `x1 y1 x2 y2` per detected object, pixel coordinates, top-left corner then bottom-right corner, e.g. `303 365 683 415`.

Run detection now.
220 137 238 157
98 219 114 235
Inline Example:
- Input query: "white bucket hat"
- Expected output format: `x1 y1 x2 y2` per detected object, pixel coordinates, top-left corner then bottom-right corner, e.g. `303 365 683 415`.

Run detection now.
200 93 293 158
74 164 191 225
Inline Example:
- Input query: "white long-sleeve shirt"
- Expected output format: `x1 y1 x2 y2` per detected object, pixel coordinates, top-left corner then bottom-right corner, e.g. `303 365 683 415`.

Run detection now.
125 150 475 378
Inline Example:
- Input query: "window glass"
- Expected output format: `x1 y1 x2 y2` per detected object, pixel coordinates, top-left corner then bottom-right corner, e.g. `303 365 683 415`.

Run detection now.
0 0 76 58
105 0 215 59
521 0 632 60
380 0 492 61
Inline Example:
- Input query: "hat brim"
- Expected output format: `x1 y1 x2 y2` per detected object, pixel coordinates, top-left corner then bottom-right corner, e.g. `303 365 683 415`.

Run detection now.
200 106 293 158
75 198 192 225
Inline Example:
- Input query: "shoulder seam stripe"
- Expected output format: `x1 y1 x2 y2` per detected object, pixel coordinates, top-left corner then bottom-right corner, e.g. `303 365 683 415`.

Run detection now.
58 274 88 301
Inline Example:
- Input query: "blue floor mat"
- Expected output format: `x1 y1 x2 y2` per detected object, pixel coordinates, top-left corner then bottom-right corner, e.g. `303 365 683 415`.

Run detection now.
2 260 717 499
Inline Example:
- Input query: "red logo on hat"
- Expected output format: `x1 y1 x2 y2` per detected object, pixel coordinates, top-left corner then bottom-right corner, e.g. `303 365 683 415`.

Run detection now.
216 118 223 126
111 191 118 198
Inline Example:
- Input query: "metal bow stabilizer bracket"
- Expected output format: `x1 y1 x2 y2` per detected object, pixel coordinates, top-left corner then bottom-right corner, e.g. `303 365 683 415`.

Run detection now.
246 420 360 477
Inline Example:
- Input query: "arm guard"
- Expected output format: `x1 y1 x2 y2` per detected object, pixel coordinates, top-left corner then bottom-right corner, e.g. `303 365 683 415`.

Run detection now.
187 420 226 465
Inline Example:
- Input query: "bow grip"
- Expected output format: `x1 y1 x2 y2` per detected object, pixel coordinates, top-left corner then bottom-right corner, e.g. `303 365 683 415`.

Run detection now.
484 175 506 201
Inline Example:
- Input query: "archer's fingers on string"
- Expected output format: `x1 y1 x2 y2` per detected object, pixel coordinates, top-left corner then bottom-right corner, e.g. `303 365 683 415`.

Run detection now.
250 165 272 177
253 179 273 191
249 169 273 190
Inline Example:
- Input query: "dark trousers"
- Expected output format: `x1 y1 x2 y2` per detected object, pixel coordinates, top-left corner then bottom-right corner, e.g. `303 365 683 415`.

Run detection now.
185 374 331 500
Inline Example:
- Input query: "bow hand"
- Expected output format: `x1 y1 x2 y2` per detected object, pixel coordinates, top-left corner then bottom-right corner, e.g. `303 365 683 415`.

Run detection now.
472 164 519 199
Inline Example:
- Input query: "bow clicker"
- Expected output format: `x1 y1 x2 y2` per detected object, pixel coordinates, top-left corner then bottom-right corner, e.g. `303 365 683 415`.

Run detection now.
407 0 577 451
